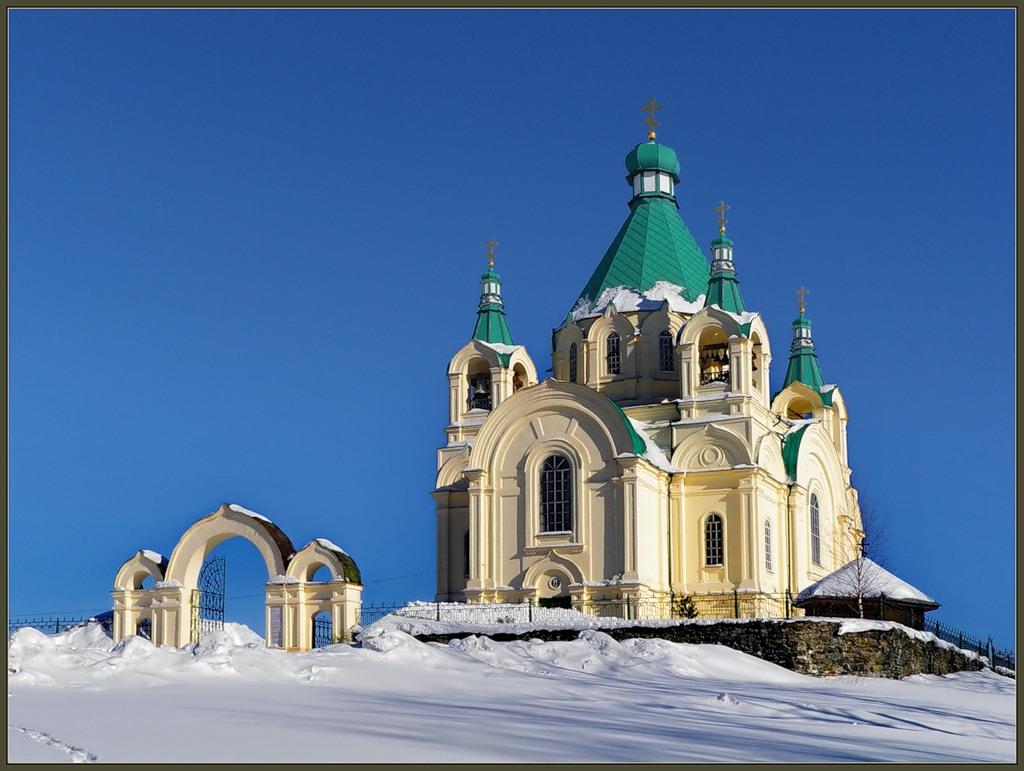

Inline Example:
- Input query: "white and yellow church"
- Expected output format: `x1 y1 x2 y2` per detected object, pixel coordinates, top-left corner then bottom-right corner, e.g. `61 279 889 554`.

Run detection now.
432 105 864 616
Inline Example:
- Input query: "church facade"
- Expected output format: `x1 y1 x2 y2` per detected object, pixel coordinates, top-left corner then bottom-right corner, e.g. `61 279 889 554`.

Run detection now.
432 113 864 617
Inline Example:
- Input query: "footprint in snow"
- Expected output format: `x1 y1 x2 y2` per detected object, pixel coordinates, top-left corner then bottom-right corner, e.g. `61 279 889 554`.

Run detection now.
716 692 742 707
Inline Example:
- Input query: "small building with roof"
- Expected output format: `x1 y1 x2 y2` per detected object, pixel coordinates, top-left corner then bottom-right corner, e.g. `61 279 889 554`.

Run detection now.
793 558 940 630
432 104 867 616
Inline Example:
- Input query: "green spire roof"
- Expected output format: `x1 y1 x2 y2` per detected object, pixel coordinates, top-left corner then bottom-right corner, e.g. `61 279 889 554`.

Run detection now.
473 266 514 346
782 314 825 391
704 230 746 314
572 140 710 314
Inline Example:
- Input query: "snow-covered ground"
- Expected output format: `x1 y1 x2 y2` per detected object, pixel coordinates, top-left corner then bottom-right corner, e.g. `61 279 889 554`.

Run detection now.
7 619 1015 763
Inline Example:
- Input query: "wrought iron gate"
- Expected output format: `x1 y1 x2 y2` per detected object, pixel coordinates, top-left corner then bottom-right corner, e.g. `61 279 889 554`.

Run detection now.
190 555 226 643
312 613 333 648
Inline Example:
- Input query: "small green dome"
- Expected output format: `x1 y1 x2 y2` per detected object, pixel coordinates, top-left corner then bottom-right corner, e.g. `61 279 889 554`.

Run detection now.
625 141 680 181
711 233 734 248
481 266 501 282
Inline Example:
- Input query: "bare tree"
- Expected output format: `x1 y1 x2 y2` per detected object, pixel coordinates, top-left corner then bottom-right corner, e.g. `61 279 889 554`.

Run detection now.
850 481 891 568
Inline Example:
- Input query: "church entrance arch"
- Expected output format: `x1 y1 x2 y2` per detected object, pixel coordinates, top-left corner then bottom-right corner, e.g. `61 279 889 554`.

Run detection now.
111 503 363 651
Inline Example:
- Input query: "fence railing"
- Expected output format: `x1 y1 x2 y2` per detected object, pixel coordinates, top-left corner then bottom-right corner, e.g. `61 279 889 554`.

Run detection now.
923 617 1015 671
8 613 113 637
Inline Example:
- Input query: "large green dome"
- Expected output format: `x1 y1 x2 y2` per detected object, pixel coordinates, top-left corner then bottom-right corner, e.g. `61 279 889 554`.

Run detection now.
624 142 680 180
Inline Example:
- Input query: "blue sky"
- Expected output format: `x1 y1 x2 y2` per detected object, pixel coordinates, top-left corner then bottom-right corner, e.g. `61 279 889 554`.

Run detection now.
9 9 1015 648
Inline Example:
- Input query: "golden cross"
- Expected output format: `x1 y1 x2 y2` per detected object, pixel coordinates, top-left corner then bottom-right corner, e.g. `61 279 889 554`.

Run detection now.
714 201 730 233
641 98 662 140
485 238 498 269
796 286 810 315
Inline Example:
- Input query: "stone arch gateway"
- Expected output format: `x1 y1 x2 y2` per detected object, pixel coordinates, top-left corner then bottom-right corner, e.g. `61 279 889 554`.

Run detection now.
111 503 362 651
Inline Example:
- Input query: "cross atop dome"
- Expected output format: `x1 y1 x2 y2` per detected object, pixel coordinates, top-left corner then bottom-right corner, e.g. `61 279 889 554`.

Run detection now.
714 201 730 234
642 97 662 141
796 286 809 315
485 238 498 269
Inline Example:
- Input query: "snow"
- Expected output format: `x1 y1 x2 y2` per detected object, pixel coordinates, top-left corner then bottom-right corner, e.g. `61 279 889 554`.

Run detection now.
140 550 165 564
153 579 181 588
797 558 937 605
6 620 1014 763
626 418 678 472
569 283 705 321
785 418 818 435
228 503 272 523
478 341 521 356
312 537 348 556
267 574 298 584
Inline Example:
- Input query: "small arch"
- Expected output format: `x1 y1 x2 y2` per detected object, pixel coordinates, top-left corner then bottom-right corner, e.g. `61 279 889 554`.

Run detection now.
523 551 584 590
704 513 724 567
287 539 361 584
113 550 168 591
512 362 527 393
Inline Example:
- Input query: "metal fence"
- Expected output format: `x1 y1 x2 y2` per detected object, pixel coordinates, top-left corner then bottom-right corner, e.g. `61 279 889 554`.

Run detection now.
924 617 1015 671
8 613 113 637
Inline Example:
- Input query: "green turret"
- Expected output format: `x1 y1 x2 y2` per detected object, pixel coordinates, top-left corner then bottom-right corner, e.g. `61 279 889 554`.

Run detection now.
703 201 746 313
472 240 514 346
782 288 825 391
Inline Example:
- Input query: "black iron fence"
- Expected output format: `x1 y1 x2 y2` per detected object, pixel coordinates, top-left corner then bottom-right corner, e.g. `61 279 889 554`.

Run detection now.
8 613 113 637
924 617 1015 671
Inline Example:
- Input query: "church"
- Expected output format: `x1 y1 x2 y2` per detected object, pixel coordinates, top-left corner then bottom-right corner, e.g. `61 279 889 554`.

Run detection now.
432 102 864 617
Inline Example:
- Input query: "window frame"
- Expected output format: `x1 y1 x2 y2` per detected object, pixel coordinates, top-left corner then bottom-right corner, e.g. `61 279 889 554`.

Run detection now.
810 492 822 566
658 329 674 372
539 454 573 534
764 518 773 572
606 331 621 375
568 342 578 383
704 513 724 567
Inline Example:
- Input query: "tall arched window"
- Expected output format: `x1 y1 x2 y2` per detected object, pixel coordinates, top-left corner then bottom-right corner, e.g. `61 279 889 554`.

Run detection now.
658 330 674 372
764 519 773 572
568 342 578 383
540 455 573 533
704 513 723 566
606 332 621 375
810 493 821 565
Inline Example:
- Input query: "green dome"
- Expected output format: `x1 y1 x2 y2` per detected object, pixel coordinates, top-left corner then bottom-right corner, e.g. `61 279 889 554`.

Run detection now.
625 142 680 181
481 266 501 282
711 233 734 248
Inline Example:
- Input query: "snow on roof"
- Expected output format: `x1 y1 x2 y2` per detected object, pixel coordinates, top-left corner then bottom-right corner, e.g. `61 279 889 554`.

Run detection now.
785 419 818 435
478 341 521 356
141 550 165 564
313 537 348 556
716 307 759 326
228 503 272 523
796 559 938 606
626 418 678 473
820 384 838 394
570 282 706 322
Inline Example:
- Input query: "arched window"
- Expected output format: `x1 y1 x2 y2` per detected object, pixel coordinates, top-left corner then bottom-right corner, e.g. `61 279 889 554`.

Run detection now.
704 513 723 566
810 493 821 565
568 342 578 383
658 330 674 372
540 455 572 533
764 519 773 572
606 332 621 375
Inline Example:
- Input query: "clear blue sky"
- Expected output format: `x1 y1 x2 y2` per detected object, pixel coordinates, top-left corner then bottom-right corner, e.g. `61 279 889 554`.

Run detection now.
9 9 1015 649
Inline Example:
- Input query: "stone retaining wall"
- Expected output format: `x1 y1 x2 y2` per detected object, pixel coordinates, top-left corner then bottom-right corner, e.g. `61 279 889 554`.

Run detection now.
412 618 990 679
